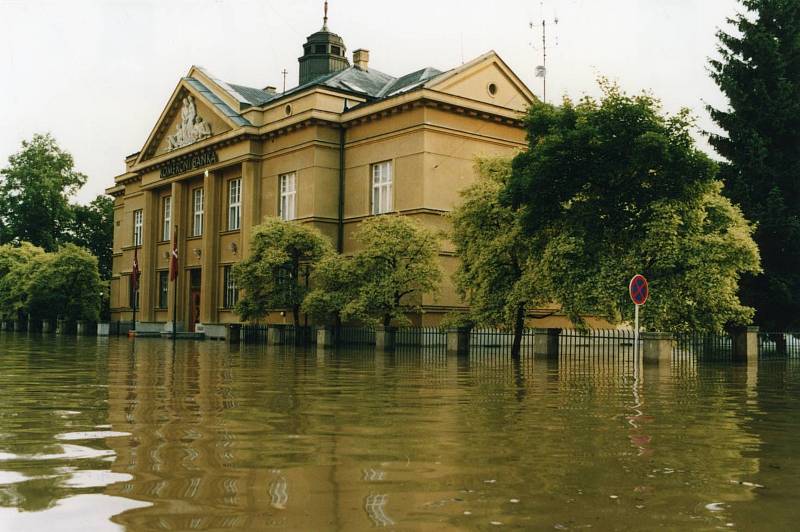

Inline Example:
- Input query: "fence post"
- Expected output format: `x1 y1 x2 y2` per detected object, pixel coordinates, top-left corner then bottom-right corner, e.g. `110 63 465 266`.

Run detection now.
316 326 334 348
446 327 471 356
534 328 560 358
227 323 241 344
375 326 396 351
732 326 759 363
267 324 284 345
641 332 673 366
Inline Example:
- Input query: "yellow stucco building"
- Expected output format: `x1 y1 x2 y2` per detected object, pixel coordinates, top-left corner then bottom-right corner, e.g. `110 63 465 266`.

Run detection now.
106 15 534 335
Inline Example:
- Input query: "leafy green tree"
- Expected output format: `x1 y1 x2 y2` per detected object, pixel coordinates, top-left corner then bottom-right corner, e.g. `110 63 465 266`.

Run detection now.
505 83 760 332
336 216 441 327
233 218 332 326
302 254 359 326
708 0 800 329
0 242 45 321
26 244 103 321
67 195 114 279
450 157 548 357
0 134 87 251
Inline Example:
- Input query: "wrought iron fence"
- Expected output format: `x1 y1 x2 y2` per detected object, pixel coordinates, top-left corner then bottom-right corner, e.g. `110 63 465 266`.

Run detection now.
758 332 800 358
559 329 637 362
469 328 536 357
673 331 733 361
334 326 376 346
396 327 446 347
241 323 268 343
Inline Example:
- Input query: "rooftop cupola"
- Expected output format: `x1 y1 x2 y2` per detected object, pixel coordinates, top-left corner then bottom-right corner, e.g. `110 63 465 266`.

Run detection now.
298 1 350 85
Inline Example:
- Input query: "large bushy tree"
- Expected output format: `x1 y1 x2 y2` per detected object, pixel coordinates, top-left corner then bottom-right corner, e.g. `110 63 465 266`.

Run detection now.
233 218 332 326
26 244 103 322
505 83 760 332
708 0 800 329
0 242 45 321
0 133 87 251
339 216 441 327
450 157 548 357
68 195 114 279
303 216 441 328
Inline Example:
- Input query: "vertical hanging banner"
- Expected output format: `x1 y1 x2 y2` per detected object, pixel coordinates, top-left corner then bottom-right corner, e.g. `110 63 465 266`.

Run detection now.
629 274 649 358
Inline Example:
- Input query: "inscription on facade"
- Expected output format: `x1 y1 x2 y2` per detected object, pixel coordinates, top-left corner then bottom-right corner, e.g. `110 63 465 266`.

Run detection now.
160 150 218 179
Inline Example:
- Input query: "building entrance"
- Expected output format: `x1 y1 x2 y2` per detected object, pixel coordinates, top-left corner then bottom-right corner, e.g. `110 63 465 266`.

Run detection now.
188 269 201 332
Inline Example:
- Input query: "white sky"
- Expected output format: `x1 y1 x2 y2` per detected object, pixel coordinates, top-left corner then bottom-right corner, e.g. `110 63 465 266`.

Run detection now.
0 0 742 204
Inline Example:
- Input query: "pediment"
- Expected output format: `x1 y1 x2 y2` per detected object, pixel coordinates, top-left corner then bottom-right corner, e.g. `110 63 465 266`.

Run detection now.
426 52 536 112
138 80 237 163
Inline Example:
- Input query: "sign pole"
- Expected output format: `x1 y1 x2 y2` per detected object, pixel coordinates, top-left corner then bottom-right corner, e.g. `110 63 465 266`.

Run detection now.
629 274 649 359
634 302 640 359
172 225 178 343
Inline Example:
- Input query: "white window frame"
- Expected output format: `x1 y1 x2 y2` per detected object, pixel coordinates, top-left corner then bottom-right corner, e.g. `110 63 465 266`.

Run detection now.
162 196 171 241
133 209 143 246
279 172 297 221
228 178 241 231
192 188 204 237
223 265 238 308
371 161 393 215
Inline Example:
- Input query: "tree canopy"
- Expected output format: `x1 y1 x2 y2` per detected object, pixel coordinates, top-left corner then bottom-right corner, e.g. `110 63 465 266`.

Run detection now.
708 0 800 329
68 195 114 279
449 157 546 355
505 83 760 332
233 218 332 326
0 133 87 251
339 215 441 327
0 242 45 321
26 244 103 321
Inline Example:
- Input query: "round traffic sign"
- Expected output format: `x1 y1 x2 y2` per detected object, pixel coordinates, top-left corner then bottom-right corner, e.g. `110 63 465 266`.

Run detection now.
629 274 649 305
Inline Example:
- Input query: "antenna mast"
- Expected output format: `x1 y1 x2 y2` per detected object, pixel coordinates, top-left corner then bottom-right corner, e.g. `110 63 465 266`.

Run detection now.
542 19 547 103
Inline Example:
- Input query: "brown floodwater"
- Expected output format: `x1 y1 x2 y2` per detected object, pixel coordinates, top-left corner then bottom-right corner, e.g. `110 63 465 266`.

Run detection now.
0 334 798 531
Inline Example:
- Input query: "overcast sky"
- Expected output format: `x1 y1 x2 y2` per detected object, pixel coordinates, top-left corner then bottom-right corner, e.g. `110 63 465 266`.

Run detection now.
0 0 742 204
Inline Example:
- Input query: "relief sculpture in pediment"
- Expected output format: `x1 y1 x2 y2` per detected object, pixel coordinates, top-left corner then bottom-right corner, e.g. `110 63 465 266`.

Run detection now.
167 95 212 151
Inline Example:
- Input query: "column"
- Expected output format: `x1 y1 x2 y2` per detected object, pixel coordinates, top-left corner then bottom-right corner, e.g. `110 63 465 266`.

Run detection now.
200 170 221 324
168 181 187 331
641 332 673 366
732 326 759 363
240 159 262 259
138 189 159 322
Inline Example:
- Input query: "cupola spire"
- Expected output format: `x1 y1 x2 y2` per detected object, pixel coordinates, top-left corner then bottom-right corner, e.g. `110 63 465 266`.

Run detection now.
323 1 329 30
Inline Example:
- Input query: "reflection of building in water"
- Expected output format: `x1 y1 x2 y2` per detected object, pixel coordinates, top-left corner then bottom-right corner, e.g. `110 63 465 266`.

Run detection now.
102 341 470 530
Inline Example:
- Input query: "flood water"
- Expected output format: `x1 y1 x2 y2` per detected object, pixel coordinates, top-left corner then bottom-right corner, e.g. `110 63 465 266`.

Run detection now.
0 335 798 531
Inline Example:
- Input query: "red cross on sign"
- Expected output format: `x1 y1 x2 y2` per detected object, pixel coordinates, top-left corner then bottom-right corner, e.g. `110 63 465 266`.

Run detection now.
629 274 649 305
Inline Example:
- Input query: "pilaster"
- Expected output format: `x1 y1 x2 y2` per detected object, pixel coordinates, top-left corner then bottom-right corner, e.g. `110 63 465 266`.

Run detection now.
200 170 221 324
138 189 159 321
169 180 187 329
240 159 262 259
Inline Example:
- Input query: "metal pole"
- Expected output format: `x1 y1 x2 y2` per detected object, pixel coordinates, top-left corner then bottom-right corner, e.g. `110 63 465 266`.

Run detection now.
132 248 137 335
172 225 178 342
634 303 640 359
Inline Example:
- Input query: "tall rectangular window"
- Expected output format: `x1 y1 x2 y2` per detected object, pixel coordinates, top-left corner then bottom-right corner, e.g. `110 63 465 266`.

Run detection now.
228 178 241 231
158 271 169 309
192 188 204 237
279 172 296 221
132 209 143 246
371 161 393 215
223 265 238 308
162 196 172 241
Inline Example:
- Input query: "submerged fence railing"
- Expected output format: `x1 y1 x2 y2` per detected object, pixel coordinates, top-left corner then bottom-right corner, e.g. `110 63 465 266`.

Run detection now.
673 331 734 361
758 332 800 358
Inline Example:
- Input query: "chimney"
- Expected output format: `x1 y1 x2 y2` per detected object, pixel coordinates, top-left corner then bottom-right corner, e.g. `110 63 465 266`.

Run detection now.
263 86 277 95
353 49 369 71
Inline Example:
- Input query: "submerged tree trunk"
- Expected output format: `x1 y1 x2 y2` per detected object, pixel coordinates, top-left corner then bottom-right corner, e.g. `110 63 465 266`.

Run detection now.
511 302 525 360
